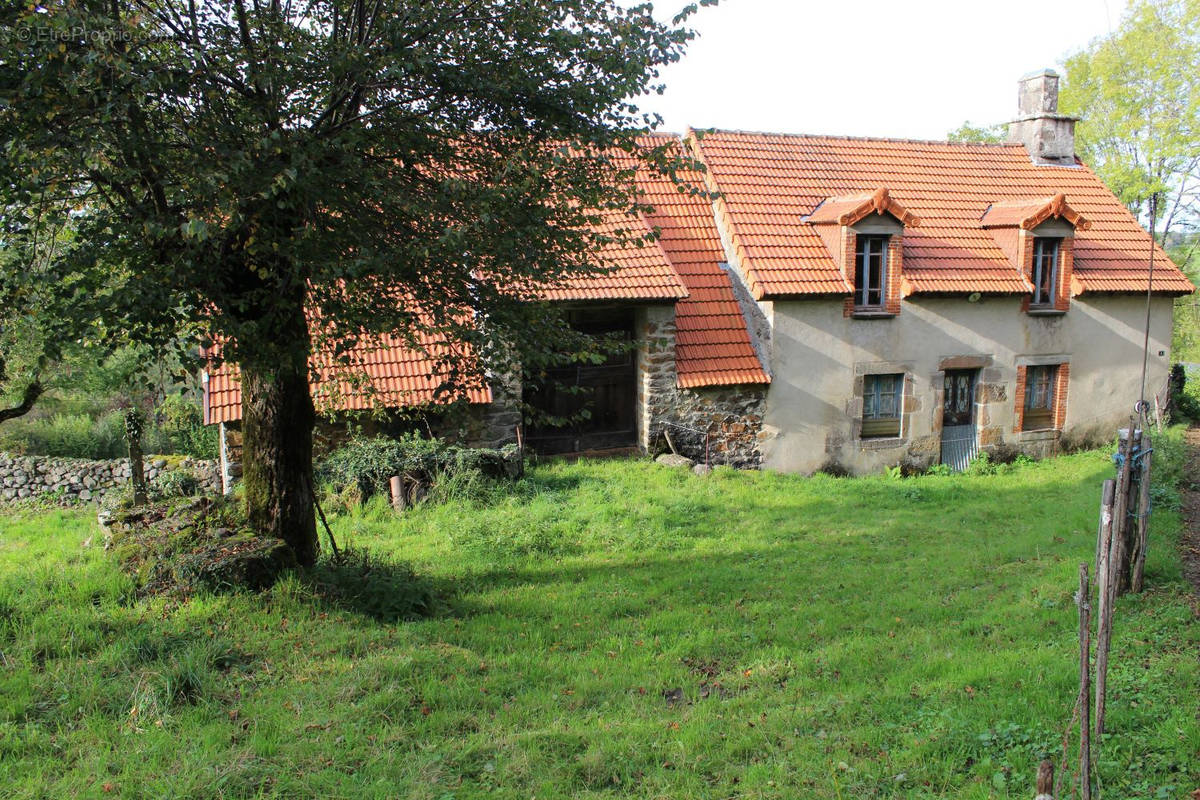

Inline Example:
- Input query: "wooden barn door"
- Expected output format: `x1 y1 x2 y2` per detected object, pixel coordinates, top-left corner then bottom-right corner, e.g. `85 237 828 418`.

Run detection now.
523 310 637 455
940 369 978 472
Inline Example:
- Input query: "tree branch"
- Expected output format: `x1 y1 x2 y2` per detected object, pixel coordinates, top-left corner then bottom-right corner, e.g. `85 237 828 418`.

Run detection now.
0 380 44 424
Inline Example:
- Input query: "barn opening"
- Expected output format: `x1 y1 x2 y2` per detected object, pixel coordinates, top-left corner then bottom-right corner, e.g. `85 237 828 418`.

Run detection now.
523 308 638 455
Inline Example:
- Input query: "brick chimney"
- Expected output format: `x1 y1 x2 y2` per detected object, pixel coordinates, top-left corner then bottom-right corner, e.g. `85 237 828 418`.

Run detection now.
1007 69 1078 166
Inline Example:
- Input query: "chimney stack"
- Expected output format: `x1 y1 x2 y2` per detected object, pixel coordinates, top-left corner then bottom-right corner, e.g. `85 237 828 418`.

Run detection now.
1007 69 1078 166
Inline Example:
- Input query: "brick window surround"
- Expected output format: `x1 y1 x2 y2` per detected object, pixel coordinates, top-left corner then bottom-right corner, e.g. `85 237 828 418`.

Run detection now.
842 229 903 317
1019 232 1073 314
1014 362 1069 432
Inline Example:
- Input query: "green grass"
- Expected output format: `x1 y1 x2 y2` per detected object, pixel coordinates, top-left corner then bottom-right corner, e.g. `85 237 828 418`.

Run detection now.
1 443 1197 798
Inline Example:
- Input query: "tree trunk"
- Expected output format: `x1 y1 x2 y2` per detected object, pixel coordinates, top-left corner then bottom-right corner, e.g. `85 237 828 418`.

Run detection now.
124 409 148 506
240 357 318 567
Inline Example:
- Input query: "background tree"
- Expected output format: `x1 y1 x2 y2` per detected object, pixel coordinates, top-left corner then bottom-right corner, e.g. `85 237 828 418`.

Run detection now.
1060 0 1199 238
946 121 1006 144
2 0 711 565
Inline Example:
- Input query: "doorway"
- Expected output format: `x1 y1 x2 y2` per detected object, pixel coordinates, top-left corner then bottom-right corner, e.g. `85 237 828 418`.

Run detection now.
940 369 978 472
523 309 638 455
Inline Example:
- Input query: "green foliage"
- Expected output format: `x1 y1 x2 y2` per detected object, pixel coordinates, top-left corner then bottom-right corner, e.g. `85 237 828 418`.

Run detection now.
1 444 1196 797
947 121 1006 143
304 548 437 622
1 0 715 551
156 395 219 460
152 469 202 500
1061 0 1200 229
317 435 520 501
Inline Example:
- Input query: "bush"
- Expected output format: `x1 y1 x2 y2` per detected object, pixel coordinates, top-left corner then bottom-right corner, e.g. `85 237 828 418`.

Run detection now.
1169 363 1200 421
317 434 521 502
153 469 201 499
4 412 128 459
157 395 219 459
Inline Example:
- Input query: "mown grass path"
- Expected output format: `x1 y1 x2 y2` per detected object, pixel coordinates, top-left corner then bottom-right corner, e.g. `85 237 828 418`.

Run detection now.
1 446 1197 798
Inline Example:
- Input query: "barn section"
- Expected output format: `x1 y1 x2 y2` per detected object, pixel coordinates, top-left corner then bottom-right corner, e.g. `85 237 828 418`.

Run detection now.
201 148 773 481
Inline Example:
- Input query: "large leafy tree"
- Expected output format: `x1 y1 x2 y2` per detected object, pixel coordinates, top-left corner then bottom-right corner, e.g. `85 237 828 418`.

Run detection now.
1060 0 1199 238
1 0 707 565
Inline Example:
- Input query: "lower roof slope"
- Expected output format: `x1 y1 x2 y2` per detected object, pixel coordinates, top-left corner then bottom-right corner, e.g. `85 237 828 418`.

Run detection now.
203 333 494 426
688 131 1193 299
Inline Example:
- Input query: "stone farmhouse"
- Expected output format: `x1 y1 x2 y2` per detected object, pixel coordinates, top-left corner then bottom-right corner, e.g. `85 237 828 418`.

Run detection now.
204 70 1193 482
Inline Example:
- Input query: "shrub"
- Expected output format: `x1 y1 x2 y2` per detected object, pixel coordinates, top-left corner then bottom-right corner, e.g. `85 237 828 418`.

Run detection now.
156 395 219 459
1169 363 1200 421
153 469 201 499
317 434 521 501
35 413 126 459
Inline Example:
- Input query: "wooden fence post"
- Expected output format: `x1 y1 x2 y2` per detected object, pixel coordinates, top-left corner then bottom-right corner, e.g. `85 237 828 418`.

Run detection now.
1035 759 1054 800
1077 563 1092 800
1131 446 1153 593
1112 425 1138 596
1094 479 1116 740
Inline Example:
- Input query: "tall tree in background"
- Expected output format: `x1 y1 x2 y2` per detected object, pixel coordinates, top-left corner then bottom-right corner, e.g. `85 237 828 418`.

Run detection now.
1 0 710 565
1060 0 1199 240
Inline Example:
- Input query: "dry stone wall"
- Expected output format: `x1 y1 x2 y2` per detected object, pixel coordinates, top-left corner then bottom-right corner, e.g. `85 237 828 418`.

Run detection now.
0 453 221 505
636 305 768 469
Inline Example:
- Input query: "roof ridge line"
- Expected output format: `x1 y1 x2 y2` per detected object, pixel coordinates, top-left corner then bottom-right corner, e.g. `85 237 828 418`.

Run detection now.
686 127 1023 148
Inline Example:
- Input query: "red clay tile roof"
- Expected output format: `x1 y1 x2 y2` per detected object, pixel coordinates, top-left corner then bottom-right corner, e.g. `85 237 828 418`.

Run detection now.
635 134 769 388
687 131 1192 298
202 334 493 426
538 206 688 301
981 193 1090 230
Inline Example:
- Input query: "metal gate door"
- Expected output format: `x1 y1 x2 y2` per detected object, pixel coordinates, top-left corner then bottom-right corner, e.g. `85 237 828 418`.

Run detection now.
940 369 978 472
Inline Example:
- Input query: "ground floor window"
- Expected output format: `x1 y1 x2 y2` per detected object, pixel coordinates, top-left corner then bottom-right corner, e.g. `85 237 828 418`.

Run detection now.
1022 364 1058 430
862 373 903 438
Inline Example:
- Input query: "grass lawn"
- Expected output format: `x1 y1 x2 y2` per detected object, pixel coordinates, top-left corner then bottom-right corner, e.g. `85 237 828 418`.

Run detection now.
1 444 1197 798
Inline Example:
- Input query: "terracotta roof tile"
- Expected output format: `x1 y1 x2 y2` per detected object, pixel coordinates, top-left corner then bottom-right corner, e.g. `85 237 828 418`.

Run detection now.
635 134 770 388
535 202 687 301
981 193 1090 230
202 333 493 426
687 131 1192 297
204 177 704 424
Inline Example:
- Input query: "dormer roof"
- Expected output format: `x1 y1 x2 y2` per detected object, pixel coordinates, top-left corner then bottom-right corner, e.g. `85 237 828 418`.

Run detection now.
804 188 919 227
980 193 1091 231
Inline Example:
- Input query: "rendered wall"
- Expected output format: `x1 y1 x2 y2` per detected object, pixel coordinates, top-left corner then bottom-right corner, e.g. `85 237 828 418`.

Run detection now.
758 294 1173 474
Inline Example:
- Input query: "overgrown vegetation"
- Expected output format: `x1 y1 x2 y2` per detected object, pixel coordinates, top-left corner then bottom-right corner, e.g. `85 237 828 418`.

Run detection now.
1 442 1196 798
0 347 216 461
103 497 297 597
317 435 522 505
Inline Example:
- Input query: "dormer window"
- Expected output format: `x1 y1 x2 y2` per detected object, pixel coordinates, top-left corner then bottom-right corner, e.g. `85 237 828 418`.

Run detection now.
803 188 918 319
1031 237 1060 308
855 235 889 309
980 194 1090 315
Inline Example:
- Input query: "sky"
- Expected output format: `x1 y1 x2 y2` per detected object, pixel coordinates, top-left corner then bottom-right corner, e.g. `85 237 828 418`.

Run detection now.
636 0 1123 139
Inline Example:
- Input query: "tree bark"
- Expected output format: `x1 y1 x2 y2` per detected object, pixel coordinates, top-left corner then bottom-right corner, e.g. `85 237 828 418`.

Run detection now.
240 355 318 568
0 380 44 424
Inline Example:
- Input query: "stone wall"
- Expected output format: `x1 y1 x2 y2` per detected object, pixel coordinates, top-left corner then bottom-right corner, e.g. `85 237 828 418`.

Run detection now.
635 304 767 469
0 453 221 505
659 385 768 469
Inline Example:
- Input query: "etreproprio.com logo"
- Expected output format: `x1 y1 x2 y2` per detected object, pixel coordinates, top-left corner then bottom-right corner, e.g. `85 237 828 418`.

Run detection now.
14 25 153 44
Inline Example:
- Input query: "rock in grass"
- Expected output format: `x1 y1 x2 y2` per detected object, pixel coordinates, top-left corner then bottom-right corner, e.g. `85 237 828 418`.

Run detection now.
692 463 712 476
656 453 695 469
